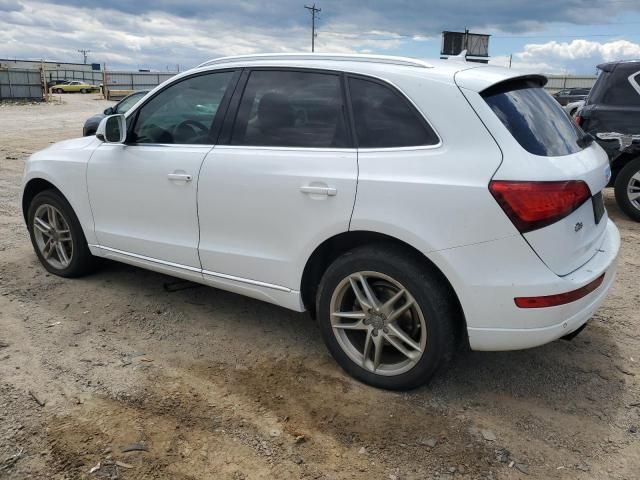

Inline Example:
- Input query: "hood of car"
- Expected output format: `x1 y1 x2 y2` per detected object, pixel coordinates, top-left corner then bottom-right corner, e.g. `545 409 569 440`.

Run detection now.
46 136 99 151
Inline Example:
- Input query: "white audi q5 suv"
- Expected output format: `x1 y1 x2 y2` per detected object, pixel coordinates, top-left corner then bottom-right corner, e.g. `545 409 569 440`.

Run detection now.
21 54 620 389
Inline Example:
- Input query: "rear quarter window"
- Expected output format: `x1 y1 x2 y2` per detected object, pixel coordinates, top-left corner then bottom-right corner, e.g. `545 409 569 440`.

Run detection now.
348 77 439 148
482 80 584 157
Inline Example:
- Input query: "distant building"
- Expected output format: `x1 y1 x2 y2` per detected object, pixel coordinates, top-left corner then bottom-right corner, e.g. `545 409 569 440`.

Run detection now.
0 58 101 71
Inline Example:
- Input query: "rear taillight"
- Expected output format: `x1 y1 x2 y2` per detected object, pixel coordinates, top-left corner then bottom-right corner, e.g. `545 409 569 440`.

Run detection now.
515 273 605 308
489 180 591 233
575 115 583 126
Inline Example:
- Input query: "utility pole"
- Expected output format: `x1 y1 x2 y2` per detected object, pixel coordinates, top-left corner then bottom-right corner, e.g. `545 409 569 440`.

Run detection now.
304 3 321 52
508 53 512 69
78 49 91 64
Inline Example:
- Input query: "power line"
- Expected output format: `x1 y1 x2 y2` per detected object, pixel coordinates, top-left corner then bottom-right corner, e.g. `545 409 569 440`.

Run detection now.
304 3 321 52
319 29 640 41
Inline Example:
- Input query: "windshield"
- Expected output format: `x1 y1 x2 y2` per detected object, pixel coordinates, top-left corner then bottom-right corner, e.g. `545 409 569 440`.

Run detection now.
483 81 585 157
116 92 145 114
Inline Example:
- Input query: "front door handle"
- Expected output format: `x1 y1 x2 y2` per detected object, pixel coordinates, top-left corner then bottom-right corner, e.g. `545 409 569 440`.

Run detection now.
167 173 192 182
300 185 337 196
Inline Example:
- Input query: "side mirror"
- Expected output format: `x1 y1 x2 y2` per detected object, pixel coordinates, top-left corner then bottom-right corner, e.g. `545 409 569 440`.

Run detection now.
96 114 127 143
103 106 114 115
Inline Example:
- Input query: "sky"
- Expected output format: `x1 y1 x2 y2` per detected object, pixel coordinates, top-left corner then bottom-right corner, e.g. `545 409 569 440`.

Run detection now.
1 0 640 74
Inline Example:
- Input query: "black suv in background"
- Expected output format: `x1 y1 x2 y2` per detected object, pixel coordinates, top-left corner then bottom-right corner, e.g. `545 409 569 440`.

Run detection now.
552 87 591 106
578 60 640 221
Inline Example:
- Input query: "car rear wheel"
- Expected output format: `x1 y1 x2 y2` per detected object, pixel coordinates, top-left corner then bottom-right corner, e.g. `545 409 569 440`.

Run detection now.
55 88 63 94
316 245 457 390
80 88 87 93
614 158 640 222
27 190 96 277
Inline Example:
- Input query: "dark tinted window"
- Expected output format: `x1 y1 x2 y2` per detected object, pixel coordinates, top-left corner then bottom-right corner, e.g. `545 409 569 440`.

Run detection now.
590 66 640 106
132 72 233 144
231 70 348 148
483 82 584 157
348 77 439 148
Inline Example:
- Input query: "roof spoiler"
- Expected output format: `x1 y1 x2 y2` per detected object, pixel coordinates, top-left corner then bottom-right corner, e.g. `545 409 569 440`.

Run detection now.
597 63 615 73
480 74 548 97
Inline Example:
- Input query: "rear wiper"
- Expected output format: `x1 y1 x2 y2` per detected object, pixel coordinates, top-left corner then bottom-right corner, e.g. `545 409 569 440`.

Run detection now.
576 132 594 148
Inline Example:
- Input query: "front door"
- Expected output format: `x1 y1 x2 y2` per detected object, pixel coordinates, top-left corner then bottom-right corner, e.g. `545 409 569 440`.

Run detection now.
198 69 357 290
87 70 237 268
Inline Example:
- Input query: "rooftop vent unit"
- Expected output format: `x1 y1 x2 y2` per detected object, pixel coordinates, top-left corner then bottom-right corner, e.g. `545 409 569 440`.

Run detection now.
440 30 490 64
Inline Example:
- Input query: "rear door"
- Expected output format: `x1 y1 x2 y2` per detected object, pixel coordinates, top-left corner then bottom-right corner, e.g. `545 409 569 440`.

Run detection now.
463 77 610 276
197 68 357 290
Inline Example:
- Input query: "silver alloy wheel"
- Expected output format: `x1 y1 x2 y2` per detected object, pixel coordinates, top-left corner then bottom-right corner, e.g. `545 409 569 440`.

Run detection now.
32 203 73 269
628 171 640 210
329 271 427 376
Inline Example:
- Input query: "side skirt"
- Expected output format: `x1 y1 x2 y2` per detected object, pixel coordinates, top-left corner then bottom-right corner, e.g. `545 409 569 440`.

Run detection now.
89 245 305 312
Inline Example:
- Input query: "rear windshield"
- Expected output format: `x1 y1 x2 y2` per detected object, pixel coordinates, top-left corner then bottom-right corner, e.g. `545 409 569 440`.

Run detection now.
482 81 584 157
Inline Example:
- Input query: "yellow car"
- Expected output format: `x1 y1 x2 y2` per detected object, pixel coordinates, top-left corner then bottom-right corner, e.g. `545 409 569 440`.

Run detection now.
51 81 99 94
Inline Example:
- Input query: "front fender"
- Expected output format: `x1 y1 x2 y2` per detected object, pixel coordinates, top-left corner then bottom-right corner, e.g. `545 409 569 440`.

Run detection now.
22 138 100 245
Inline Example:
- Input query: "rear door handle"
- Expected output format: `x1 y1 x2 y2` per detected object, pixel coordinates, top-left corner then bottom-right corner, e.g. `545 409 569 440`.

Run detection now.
167 173 192 182
300 185 337 196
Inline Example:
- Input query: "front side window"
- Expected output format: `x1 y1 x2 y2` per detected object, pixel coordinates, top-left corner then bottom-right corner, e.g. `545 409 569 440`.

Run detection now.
131 71 233 144
483 81 585 157
348 77 439 148
231 70 348 148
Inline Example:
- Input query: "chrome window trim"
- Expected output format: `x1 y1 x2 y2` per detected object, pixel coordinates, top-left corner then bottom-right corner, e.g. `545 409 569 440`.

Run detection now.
213 145 355 153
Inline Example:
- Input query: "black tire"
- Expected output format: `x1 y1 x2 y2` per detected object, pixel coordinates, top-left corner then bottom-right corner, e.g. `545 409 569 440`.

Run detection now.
316 245 457 390
27 190 95 277
55 88 63 94
614 158 640 222
80 88 87 94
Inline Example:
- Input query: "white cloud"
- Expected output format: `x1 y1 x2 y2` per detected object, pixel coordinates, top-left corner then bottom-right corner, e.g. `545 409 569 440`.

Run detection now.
490 39 640 74
0 1 412 69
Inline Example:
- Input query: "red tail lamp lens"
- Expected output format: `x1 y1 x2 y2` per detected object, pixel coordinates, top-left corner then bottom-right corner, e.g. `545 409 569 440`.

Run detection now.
489 180 591 233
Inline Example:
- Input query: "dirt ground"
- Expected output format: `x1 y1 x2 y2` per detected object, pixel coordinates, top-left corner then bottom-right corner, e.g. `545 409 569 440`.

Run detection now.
0 94 638 480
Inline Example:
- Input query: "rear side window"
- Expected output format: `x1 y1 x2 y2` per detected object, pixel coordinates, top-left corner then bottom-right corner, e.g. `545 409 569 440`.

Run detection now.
483 81 584 157
348 77 439 148
589 66 640 106
231 70 348 148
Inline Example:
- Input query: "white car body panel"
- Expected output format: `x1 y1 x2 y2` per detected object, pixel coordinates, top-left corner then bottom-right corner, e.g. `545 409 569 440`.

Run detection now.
564 100 585 116
21 54 620 352
21 136 101 246
87 143 209 268
198 146 357 291
460 88 611 276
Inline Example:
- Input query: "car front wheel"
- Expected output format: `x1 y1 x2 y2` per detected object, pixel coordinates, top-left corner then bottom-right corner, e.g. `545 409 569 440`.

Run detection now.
614 158 640 222
27 190 95 277
316 245 457 390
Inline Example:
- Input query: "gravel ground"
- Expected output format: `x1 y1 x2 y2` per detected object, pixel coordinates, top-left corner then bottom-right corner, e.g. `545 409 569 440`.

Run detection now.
0 94 639 480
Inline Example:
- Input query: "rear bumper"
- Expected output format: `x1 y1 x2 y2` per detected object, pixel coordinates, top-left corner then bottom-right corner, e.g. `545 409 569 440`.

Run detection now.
433 219 620 351
468 219 619 351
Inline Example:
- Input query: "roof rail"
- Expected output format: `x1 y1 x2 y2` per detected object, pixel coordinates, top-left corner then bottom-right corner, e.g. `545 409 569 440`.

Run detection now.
196 53 433 69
